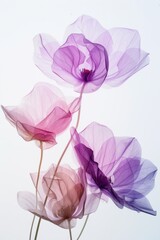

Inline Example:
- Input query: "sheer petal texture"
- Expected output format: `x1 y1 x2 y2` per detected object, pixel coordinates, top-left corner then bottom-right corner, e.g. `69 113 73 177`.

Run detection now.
2 82 79 149
34 15 149 93
72 122 157 215
18 164 98 229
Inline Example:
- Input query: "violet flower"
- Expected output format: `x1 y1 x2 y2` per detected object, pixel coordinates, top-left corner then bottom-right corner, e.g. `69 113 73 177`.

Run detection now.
34 15 149 93
72 122 157 215
2 82 79 149
18 164 99 228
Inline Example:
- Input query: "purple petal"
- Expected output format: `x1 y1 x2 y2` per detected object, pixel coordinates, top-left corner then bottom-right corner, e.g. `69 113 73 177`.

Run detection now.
52 38 85 87
95 137 116 174
113 158 141 192
72 122 114 158
131 159 157 196
114 137 142 161
106 28 149 86
74 143 124 207
52 34 108 93
33 34 59 80
64 15 113 54
124 197 156 216
97 137 141 176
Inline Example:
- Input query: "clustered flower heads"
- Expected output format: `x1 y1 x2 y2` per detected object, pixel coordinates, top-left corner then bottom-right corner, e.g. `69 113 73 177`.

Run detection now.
2 15 157 239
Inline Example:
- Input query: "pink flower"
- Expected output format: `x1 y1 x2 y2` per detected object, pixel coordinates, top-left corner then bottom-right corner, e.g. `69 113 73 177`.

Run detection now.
34 15 149 93
2 82 79 149
18 164 98 228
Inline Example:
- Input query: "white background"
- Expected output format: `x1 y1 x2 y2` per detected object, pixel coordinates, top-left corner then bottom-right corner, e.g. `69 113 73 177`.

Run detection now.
0 0 160 239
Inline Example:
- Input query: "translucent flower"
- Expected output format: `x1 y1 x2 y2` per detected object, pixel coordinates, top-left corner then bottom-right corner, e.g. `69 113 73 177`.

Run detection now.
72 122 157 215
34 15 149 93
18 164 99 228
2 82 79 149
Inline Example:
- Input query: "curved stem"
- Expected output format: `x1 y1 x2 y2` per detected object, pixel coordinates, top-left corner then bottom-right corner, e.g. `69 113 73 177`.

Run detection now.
76 215 89 240
29 141 43 240
29 215 36 240
36 141 43 205
34 84 85 240
68 220 73 240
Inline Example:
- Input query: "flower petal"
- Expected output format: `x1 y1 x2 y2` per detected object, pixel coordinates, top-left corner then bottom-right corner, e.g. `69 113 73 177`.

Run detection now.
33 34 59 79
72 122 114 159
106 28 149 86
124 197 156 216
52 34 108 92
64 15 113 54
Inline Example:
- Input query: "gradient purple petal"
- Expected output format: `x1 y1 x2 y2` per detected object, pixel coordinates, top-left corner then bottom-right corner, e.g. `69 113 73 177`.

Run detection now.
64 15 113 54
124 197 156 216
52 34 108 92
72 122 157 215
64 15 149 88
72 122 114 158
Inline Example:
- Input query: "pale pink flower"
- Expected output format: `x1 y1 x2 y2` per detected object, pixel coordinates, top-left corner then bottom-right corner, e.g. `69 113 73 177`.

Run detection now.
18 164 99 228
2 82 79 149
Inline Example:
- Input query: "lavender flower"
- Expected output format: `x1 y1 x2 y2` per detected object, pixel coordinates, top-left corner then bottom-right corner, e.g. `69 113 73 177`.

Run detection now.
34 15 149 93
72 122 157 215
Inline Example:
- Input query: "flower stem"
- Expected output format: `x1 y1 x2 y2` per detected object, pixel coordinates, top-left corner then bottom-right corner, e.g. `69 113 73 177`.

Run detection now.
29 141 43 240
29 215 36 240
34 84 85 240
34 218 41 240
35 141 43 205
68 220 73 240
76 215 89 240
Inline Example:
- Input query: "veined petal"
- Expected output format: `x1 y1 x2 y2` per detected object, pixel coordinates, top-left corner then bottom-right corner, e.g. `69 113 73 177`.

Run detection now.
33 34 60 79
105 28 149 85
52 34 108 92
37 106 72 134
34 16 149 92
2 82 78 148
107 48 149 86
130 159 157 196
64 15 113 54
72 122 157 215
16 122 57 149
124 197 156 216
72 122 114 158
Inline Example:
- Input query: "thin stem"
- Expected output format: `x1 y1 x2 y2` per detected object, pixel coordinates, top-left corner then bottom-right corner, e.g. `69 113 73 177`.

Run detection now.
35 141 43 205
34 84 85 240
29 141 43 240
76 215 89 240
34 218 41 240
68 221 73 240
29 215 36 240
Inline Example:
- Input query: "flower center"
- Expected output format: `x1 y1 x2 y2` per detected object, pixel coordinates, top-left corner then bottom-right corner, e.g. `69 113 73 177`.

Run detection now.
81 68 92 82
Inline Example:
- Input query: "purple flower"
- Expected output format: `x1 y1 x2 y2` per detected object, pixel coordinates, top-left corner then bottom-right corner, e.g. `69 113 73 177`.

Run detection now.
72 122 157 215
2 82 79 149
34 15 149 93
18 164 99 228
